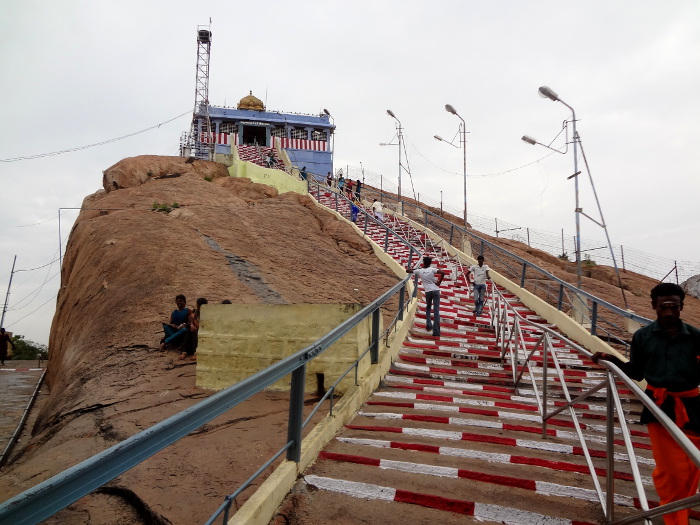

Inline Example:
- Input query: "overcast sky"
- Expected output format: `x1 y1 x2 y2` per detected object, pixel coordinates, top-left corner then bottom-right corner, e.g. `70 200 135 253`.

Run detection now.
2 1 699 345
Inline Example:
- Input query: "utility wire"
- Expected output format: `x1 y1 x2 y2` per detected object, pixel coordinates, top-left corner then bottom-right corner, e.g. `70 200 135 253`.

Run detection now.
0 109 190 163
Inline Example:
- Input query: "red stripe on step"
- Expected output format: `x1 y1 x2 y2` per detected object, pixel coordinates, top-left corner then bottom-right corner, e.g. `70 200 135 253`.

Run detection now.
393 489 476 515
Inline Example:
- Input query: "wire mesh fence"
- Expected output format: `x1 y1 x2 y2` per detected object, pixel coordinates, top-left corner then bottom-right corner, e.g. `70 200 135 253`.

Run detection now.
339 165 700 285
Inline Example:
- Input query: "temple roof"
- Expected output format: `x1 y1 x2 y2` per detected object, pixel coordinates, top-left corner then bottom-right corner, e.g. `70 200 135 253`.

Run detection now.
237 91 265 111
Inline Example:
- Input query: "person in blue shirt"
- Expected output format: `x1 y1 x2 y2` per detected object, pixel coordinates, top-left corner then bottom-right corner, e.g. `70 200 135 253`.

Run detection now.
160 294 190 351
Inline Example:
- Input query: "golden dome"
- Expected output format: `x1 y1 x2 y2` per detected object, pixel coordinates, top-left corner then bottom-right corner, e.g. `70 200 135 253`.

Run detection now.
237 91 265 111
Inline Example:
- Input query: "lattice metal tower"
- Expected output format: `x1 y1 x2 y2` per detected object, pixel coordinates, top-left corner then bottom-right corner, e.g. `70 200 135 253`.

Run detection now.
182 26 213 160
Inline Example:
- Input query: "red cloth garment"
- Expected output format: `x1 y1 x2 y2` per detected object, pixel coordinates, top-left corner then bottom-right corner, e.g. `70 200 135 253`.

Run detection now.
647 385 700 429
647 422 700 525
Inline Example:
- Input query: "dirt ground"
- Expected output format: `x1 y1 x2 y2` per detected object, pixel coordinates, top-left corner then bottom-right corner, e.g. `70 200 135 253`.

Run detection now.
0 156 401 524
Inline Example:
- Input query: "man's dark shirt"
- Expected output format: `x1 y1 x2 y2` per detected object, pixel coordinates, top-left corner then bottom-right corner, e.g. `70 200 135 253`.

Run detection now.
614 320 700 430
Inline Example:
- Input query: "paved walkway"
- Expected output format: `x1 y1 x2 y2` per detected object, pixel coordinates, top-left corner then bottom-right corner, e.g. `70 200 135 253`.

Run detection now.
0 361 45 455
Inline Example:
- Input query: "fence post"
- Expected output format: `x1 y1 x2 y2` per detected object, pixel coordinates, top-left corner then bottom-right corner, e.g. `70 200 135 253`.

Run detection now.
398 283 405 321
384 228 389 251
591 301 598 336
557 284 564 311
371 308 380 364
449 225 454 245
520 262 527 288
401 201 404 217
286 364 306 462
334 191 338 211
605 371 615 522
363 213 368 235
620 245 626 272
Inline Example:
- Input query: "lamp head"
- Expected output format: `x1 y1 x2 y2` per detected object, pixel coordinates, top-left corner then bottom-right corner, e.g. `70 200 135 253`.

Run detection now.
445 104 457 115
434 135 444 142
521 135 537 145
386 109 396 118
323 108 331 117
538 86 559 101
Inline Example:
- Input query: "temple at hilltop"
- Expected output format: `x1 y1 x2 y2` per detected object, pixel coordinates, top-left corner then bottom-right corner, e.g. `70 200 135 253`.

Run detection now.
179 27 334 178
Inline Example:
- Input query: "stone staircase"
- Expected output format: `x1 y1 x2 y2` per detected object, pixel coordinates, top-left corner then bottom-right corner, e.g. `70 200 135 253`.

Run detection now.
279 189 696 524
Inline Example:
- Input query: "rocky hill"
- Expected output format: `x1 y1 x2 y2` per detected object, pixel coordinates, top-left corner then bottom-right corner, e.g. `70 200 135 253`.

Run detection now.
0 156 401 524
2 155 699 524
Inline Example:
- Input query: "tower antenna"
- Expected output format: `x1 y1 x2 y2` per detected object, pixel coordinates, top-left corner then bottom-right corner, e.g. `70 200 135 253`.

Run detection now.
181 23 213 160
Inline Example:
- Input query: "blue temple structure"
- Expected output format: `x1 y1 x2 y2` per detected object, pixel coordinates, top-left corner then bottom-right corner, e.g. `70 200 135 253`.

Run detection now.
181 91 334 179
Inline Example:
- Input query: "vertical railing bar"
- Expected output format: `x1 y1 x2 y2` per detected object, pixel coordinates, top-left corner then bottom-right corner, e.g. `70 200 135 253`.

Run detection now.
286 365 306 462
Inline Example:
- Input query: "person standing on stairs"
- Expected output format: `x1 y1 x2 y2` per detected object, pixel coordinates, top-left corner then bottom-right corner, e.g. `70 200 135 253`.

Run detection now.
407 256 446 337
592 282 700 525
468 255 491 316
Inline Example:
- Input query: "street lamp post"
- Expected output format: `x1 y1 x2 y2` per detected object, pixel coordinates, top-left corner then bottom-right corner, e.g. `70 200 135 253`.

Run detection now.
522 87 629 307
536 86 582 289
323 108 334 178
386 109 402 200
435 103 468 226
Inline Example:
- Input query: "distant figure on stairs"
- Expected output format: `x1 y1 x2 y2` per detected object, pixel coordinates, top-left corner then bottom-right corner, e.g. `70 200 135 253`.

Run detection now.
371 199 384 221
355 179 362 200
468 255 491 316
326 172 333 187
160 294 191 351
592 282 700 525
300 166 307 181
406 256 446 337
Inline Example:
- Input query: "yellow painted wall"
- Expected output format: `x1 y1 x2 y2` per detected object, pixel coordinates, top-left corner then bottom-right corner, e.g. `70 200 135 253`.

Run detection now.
228 156 307 195
196 303 378 393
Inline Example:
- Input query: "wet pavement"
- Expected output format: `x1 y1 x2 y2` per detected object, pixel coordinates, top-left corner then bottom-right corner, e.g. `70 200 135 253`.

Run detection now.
0 361 45 453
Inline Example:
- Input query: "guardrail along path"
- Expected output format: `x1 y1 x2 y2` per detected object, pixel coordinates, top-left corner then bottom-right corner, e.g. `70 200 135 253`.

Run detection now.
272 189 680 524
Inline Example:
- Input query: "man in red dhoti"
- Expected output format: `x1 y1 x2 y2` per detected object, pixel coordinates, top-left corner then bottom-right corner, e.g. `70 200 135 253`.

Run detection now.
594 282 700 525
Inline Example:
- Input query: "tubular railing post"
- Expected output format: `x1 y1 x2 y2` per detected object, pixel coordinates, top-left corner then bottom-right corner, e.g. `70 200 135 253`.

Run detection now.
606 371 615 522
384 228 389 251
408 249 414 268
401 201 404 216
370 308 380 364
449 225 454 245
286 364 307 462
363 213 368 235
520 262 527 288
480 240 484 256
424 209 428 226
334 191 338 211
591 301 598 336
542 338 549 439
557 284 564 311
398 284 405 321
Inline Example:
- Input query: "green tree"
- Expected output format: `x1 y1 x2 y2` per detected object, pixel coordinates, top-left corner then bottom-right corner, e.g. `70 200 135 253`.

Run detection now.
10 335 48 360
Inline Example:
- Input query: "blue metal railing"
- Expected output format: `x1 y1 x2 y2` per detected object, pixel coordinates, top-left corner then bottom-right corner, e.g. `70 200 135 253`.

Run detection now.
360 186 652 351
0 277 413 525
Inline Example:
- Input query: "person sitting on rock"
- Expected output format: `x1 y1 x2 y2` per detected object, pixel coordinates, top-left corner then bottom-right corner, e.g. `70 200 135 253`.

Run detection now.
161 294 190 351
181 297 208 361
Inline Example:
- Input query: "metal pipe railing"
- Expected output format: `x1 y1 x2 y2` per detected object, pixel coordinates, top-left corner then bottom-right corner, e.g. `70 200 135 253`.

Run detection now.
0 272 414 525
488 283 700 523
362 185 652 353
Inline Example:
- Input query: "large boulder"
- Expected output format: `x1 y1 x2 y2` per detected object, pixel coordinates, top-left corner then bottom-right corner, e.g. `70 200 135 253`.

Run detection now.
682 274 700 299
102 155 230 192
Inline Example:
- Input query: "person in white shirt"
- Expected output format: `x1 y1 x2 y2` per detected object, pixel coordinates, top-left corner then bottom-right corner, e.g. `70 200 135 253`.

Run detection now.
371 199 384 221
407 256 446 337
468 255 491 316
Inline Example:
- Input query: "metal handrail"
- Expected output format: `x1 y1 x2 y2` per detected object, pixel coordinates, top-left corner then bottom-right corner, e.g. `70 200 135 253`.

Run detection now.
362 186 652 347
0 273 414 525
488 283 700 523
